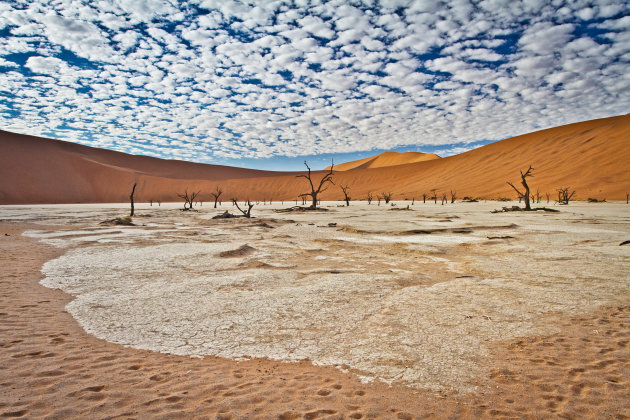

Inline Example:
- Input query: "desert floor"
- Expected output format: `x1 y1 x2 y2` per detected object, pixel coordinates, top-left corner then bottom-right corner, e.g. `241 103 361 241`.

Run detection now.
1 201 629 419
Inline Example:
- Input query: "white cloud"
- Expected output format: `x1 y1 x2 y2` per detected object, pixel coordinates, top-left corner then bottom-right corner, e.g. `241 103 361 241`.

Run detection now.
0 0 629 163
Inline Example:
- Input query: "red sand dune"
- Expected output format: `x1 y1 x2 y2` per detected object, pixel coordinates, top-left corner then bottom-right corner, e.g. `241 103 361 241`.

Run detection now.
1 114 629 204
327 151 440 171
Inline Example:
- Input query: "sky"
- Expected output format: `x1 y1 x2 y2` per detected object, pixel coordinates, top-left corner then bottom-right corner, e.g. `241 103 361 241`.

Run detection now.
0 0 629 171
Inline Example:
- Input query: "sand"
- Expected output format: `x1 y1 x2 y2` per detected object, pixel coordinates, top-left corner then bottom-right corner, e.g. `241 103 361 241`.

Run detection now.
328 152 440 171
1 201 629 418
2 113 630 205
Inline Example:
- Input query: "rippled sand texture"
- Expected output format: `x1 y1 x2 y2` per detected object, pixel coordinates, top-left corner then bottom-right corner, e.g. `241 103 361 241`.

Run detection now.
13 202 629 391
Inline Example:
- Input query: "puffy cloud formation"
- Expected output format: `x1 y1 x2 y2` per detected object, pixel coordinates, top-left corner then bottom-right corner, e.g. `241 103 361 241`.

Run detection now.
0 0 629 163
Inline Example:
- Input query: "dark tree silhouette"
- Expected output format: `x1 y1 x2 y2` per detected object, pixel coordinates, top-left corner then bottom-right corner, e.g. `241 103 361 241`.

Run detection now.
367 191 373 204
232 199 254 218
507 166 534 210
382 192 393 204
210 186 223 208
422 193 427 203
557 187 576 205
296 161 334 209
129 182 136 217
441 193 447 205
430 189 437 204
177 189 200 210
450 190 456 204
339 184 351 206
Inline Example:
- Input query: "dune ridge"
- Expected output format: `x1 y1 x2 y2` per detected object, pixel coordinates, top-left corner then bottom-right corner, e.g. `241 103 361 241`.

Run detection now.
327 151 440 171
1 113 629 204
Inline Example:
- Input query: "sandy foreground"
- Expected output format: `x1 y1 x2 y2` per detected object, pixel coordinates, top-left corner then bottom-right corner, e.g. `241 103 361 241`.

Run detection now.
1 201 629 419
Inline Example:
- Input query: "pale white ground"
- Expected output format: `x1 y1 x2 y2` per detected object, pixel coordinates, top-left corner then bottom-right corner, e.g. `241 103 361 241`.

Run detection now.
4 200 630 392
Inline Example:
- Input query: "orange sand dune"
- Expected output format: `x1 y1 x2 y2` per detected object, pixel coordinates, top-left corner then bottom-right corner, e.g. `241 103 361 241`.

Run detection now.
327 151 440 171
1 114 629 204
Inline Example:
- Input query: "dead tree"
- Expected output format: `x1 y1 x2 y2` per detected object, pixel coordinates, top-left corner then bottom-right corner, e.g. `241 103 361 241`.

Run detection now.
339 184 351 206
535 188 541 204
430 189 438 204
367 192 373 204
382 192 393 204
441 193 447 205
557 187 576 205
411 197 415 205
422 193 427 203
232 199 254 218
627 192 629 204
450 190 456 204
129 182 137 217
377 195 382 206
150 200 153 206
210 187 223 208
296 161 334 209
507 166 534 211
546 192 550 203
177 189 200 210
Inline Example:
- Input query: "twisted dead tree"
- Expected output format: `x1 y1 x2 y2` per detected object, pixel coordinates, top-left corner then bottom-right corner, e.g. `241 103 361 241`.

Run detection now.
441 193 447 205
557 187 576 205
129 182 136 217
177 189 200 210
450 190 457 204
367 191 373 204
382 192 393 204
507 166 534 211
422 193 427 203
296 161 334 209
339 184 351 206
210 186 223 208
232 199 254 218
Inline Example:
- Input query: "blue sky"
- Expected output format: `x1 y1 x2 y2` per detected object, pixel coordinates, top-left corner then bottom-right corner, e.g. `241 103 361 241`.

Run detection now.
0 0 629 171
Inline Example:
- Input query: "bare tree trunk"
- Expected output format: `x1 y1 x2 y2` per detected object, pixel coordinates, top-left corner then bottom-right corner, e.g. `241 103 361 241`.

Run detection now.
129 183 136 217
339 184 351 206
297 161 334 210
507 166 533 210
423 193 426 203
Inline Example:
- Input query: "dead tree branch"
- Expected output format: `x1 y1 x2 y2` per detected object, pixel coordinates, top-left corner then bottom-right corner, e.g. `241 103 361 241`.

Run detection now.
296 160 334 209
507 165 534 210
232 199 254 218
210 186 223 208
129 182 136 217
177 189 200 210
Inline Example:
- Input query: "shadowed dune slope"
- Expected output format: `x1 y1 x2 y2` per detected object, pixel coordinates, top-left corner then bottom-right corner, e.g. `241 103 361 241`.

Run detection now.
1 114 629 204
327 151 440 171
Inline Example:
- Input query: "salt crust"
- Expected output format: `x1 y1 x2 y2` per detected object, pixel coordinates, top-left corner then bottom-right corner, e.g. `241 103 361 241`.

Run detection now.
8 202 628 392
